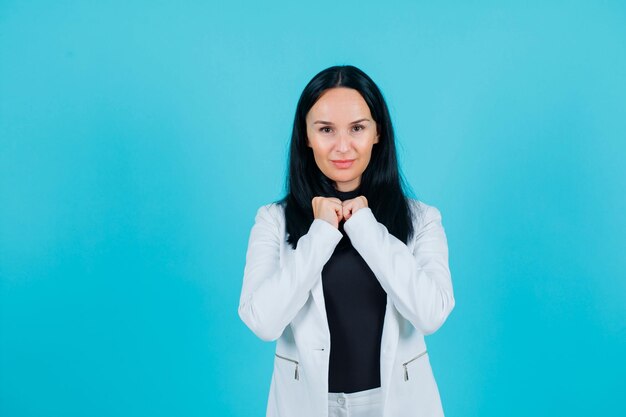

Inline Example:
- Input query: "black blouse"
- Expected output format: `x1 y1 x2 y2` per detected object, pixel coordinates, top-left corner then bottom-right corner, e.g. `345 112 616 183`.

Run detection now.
322 187 387 393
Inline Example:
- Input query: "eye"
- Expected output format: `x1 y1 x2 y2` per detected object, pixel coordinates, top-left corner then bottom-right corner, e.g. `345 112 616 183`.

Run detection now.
319 126 333 134
352 124 365 132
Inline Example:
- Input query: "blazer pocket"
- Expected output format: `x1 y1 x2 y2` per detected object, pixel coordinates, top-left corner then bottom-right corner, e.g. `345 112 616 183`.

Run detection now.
401 349 428 382
275 353 300 381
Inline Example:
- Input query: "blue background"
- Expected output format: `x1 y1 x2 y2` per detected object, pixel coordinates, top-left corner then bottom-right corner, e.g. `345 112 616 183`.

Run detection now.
1 1 625 416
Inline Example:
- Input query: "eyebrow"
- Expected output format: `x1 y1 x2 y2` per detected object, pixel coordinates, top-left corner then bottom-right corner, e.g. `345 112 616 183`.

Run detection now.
313 118 371 125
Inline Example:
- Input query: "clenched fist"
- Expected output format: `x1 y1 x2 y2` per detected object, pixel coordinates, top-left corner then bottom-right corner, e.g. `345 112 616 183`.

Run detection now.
312 196 368 229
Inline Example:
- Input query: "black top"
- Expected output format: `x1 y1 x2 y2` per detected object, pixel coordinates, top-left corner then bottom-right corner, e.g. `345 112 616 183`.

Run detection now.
322 187 387 393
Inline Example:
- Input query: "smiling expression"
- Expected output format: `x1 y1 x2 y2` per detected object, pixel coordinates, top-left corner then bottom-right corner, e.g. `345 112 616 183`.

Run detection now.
305 87 380 192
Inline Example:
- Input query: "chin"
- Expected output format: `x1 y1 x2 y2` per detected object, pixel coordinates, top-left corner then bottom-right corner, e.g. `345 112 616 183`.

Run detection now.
328 172 354 180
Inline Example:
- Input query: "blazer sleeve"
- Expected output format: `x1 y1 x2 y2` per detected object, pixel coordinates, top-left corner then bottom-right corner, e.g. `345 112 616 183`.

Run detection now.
238 204 343 341
343 203 455 335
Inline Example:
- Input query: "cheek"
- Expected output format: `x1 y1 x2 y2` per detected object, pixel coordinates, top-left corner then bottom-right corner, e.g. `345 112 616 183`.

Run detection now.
309 147 329 167
310 140 332 157
358 142 376 157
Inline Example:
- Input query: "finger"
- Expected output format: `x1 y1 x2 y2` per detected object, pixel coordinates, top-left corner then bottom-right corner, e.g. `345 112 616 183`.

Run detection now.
332 203 342 218
342 204 352 220
328 197 342 204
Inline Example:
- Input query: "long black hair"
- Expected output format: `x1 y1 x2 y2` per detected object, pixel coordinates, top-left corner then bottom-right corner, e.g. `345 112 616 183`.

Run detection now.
278 65 416 249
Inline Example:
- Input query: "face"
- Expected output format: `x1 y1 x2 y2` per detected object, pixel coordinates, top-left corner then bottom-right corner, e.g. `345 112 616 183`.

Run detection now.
305 87 379 192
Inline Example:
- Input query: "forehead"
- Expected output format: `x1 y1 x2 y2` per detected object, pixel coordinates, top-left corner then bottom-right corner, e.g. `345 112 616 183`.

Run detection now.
307 88 372 121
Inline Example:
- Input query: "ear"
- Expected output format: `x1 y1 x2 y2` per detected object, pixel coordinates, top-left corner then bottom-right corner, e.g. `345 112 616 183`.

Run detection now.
374 134 380 144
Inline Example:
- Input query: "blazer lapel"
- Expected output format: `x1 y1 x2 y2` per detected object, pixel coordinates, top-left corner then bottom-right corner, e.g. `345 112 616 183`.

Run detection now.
380 295 399 404
310 276 329 327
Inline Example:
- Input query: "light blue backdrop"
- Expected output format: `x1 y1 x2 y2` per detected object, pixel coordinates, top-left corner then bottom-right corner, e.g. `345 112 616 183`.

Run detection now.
1 1 625 416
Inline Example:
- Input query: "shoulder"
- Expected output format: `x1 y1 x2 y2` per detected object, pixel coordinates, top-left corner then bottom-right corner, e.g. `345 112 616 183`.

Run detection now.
253 201 286 225
407 198 444 229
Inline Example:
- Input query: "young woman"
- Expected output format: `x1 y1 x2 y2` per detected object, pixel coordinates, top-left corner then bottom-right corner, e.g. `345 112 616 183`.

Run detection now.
239 65 455 417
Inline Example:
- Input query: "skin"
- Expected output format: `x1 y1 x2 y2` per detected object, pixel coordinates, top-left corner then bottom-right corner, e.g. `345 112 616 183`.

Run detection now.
305 87 379 229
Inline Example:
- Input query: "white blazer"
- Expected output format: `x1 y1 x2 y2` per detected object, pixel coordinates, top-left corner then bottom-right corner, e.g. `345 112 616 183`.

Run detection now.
239 199 455 417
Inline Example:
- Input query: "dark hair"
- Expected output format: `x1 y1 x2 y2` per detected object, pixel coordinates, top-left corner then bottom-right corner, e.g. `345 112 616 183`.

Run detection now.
278 65 416 249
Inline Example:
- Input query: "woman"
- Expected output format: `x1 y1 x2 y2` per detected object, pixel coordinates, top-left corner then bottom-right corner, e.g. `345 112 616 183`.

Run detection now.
239 65 455 417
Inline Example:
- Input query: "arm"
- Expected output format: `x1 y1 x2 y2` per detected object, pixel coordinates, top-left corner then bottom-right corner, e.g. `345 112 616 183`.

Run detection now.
238 204 343 341
343 203 455 335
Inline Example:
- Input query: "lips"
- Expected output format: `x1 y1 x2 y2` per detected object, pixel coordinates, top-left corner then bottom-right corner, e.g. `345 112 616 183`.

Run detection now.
331 159 355 169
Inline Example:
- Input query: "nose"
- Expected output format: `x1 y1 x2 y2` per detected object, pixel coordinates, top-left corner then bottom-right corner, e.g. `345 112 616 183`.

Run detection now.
336 131 350 153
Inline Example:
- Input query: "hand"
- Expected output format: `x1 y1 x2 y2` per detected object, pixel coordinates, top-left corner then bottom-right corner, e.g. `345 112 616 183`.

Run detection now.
312 196 344 229
312 196 369 228
341 196 368 221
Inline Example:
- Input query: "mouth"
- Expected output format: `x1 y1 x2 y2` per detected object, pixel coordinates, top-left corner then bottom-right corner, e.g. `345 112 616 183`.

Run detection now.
331 159 355 169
